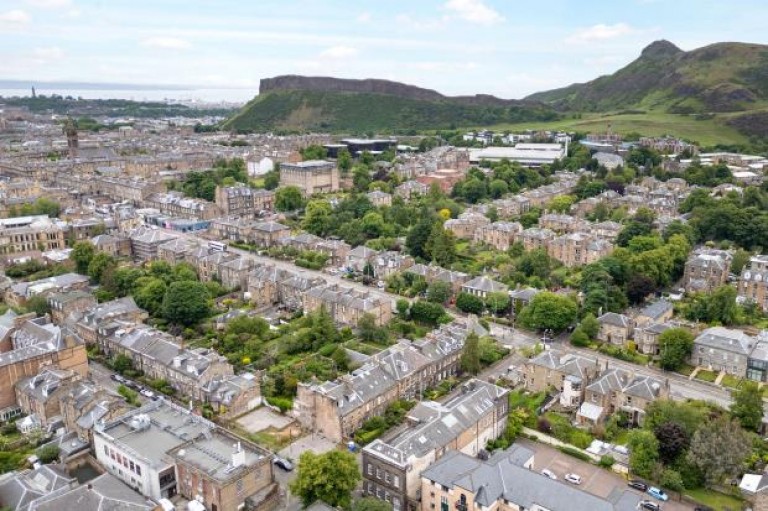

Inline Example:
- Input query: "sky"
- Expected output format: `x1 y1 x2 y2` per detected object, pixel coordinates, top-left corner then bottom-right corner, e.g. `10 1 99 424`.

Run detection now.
2 0 768 100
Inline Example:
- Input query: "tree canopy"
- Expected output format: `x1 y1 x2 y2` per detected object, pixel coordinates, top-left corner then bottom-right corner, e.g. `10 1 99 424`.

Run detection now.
290 450 361 508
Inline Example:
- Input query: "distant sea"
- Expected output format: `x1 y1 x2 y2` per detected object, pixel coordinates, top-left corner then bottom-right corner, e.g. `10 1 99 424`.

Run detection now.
0 87 254 105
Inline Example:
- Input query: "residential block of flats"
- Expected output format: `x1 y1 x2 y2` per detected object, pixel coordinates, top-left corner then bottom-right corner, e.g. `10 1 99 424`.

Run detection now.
361 380 509 511
293 317 487 443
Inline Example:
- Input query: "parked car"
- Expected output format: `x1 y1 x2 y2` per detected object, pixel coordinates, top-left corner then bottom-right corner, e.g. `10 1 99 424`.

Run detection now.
273 457 293 472
111 374 126 383
647 487 669 502
694 507 713 511
565 473 582 485
628 480 648 492
640 500 661 511
540 469 557 480
140 389 155 398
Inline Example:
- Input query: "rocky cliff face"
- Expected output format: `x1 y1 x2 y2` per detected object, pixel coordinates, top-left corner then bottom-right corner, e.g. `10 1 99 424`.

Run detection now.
258 75 529 106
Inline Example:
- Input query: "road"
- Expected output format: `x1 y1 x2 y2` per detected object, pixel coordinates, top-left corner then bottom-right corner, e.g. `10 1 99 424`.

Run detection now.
88 360 150 405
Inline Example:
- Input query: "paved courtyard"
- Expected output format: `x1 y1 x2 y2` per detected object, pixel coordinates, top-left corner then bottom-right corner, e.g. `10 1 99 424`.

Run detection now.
236 406 294 433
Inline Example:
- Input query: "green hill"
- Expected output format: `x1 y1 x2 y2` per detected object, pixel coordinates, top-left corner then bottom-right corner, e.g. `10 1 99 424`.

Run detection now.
527 40 768 113
223 76 559 133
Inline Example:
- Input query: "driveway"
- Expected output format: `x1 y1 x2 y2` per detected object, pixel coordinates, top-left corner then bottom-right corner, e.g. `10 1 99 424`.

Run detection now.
518 438 694 511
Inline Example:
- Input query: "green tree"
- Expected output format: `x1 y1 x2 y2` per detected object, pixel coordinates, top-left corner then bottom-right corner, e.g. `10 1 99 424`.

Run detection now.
357 313 389 345
133 277 167 316
303 200 333 237
71 241 95 274
396 299 410 317
162 281 211 325
410 301 446 326
405 215 435 260
488 179 509 199
627 429 660 478
112 353 133 374
456 292 484 314
730 381 764 432
687 415 751 487
644 400 705 438
660 468 685 493
299 144 327 161
87 252 115 284
570 327 590 347
518 292 577 332
275 186 304 211
35 444 60 464
460 332 481 375
579 313 600 339
337 149 352 175
485 291 511 314
290 450 361 508
546 194 576 213
427 281 452 304
658 328 695 371
425 223 456 266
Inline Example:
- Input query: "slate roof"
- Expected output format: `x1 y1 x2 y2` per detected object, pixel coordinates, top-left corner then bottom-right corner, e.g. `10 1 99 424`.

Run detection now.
638 300 673 321
421 448 640 511
363 380 507 464
598 312 632 328
0 464 74 511
462 275 508 293
694 327 756 355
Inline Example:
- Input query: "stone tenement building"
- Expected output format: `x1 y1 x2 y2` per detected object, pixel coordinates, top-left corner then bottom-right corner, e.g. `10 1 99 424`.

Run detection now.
215 184 275 218
362 380 509 511
683 248 732 293
293 317 486 443
0 317 88 410
279 160 339 196
0 215 67 255
739 255 768 312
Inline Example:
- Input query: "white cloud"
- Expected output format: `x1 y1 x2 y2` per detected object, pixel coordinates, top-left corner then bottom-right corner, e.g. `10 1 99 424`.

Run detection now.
356 12 371 23
319 45 359 58
0 9 31 24
140 36 191 50
443 0 504 25
567 23 636 43
31 46 64 59
24 0 72 8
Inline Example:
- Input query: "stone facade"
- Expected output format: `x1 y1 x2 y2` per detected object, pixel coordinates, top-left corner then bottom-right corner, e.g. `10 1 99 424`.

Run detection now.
279 160 339 196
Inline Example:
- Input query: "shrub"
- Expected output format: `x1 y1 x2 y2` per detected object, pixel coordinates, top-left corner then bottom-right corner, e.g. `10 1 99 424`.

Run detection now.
266 396 293 413
558 446 591 462
36 444 60 464
537 418 552 434
599 455 616 468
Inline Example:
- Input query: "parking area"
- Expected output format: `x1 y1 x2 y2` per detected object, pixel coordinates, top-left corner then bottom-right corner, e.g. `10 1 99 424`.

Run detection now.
236 407 295 433
518 438 693 511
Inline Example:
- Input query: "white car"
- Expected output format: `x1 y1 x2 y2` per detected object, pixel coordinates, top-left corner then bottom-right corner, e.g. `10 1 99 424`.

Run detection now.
541 469 557 480
565 473 582 485
140 389 155 398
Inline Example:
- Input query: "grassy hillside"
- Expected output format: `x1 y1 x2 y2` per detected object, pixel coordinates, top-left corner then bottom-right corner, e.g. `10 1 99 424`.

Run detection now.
476 111 752 147
528 40 768 114
223 89 559 133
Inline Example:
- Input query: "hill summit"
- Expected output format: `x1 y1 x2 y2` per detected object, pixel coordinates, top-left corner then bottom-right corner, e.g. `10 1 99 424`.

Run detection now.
223 75 558 133
526 40 768 114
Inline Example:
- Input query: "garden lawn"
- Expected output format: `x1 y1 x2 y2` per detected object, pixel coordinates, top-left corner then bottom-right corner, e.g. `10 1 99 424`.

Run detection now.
684 488 743 511
720 374 743 389
695 369 718 383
